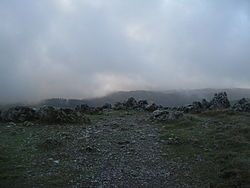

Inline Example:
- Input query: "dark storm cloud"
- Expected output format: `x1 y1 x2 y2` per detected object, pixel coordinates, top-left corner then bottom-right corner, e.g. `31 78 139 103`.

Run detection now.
0 0 250 103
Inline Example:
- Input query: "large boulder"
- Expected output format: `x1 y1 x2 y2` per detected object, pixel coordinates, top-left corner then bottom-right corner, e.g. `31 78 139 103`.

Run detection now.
1 106 38 123
232 98 250 112
209 92 230 109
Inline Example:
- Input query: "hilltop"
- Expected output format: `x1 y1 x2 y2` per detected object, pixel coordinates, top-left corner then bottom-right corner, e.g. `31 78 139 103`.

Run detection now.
0 92 250 187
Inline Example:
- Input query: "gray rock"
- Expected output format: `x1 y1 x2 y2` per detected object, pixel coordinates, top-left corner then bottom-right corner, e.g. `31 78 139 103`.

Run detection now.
152 110 169 118
232 98 250 112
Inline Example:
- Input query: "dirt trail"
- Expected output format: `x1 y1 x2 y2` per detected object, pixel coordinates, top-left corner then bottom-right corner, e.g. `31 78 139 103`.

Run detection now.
78 112 190 187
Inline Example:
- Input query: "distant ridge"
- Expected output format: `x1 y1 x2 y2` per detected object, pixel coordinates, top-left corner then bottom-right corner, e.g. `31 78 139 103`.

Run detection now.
39 88 250 108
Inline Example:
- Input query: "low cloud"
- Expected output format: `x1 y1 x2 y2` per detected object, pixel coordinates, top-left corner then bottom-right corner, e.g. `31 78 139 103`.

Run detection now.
0 0 250 103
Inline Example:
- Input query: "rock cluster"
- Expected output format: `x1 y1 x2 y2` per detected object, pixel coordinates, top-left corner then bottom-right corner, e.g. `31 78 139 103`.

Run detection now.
38 106 90 124
113 97 160 111
1 106 38 123
209 92 230 109
180 92 231 113
151 110 183 121
232 98 250 112
0 106 90 124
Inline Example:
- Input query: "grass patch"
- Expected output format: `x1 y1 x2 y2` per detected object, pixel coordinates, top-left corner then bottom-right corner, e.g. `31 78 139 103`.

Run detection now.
157 112 250 187
0 123 88 187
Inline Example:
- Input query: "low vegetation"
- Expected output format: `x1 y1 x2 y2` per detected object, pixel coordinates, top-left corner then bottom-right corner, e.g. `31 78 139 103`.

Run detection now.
157 110 250 187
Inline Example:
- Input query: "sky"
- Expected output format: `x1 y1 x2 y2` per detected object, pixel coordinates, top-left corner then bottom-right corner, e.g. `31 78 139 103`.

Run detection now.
0 0 250 103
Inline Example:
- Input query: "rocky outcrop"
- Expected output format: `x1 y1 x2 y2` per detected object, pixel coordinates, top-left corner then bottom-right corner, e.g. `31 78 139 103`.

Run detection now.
1 106 38 123
113 98 159 111
232 98 250 112
1 106 90 124
179 92 231 113
38 106 90 124
209 92 230 109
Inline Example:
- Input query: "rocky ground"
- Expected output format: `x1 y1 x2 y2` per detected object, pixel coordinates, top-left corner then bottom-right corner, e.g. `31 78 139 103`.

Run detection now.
0 110 193 188
1 93 250 187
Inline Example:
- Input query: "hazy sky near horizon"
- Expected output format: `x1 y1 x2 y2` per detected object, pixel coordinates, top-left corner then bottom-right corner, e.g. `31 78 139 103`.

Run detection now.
0 0 250 103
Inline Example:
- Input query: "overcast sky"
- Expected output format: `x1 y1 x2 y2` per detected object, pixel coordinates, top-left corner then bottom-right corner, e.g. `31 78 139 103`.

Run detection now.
0 0 250 103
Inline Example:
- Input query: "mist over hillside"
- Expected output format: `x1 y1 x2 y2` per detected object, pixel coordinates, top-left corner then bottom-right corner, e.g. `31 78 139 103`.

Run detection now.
39 88 250 108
